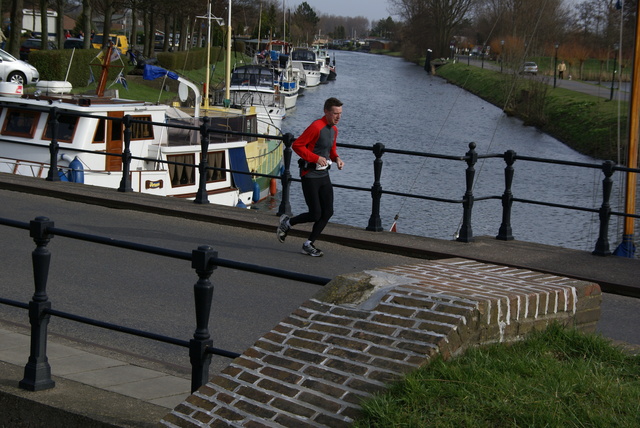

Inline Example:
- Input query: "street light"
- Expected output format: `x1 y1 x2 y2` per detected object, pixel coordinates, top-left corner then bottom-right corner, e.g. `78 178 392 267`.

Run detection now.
500 40 504 73
553 43 559 88
610 43 619 101
481 46 485 69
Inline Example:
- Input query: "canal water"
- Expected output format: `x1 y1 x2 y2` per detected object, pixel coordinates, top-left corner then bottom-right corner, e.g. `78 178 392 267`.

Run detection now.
259 50 638 254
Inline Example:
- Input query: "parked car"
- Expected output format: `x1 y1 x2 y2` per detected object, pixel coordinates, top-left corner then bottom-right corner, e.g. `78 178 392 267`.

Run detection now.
0 49 40 85
20 38 57 61
521 62 538 75
63 38 86 49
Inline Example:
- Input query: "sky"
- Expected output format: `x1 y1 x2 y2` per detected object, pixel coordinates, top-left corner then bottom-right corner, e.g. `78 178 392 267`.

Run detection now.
288 1 394 24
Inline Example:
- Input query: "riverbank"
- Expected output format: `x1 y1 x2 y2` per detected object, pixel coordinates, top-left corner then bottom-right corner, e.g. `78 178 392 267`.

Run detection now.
434 62 625 161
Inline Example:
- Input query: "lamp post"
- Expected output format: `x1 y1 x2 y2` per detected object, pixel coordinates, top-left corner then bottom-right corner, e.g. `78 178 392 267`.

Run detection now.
610 43 619 101
481 46 485 68
553 43 559 88
500 40 504 73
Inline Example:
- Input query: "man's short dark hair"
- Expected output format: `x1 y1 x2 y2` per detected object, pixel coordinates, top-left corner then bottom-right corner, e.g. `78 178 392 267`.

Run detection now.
324 97 343 111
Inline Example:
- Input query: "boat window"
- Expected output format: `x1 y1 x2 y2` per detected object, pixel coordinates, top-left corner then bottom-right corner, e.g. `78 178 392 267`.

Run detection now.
42 114 79 143
204 151 226 182
131 115 154 140
93 119 105 143
1 109 40 138
168 154 196 187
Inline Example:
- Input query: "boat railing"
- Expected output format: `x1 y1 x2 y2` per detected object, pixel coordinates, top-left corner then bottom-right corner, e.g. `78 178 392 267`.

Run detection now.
275 139 639 258
0 102 288 196
0 214 330 394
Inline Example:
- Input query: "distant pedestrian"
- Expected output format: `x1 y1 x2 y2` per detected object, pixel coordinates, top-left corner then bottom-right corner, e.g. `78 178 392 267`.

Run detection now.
558 60 566 79
277 97 345 257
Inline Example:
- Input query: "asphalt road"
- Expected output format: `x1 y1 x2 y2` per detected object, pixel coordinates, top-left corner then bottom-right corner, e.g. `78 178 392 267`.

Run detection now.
0 189 426 377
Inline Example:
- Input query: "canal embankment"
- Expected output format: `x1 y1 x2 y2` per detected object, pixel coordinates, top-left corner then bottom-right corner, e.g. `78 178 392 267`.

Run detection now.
434 62 625 161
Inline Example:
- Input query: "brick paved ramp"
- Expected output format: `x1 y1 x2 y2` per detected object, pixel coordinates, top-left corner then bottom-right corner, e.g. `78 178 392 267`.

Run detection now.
162 258 601 427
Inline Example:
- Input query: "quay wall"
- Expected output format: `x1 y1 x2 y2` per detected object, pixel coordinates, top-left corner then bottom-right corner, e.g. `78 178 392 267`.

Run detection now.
162 258 601 427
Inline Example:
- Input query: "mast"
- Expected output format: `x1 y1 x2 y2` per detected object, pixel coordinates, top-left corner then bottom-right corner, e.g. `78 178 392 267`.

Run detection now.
615 0 640 257
225 0 231 103
205 1 212 110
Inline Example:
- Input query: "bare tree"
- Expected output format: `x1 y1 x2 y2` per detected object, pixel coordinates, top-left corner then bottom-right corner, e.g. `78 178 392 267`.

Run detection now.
390 0 477 58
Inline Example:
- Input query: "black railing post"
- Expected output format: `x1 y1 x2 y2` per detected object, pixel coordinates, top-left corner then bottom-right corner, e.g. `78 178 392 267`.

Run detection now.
277 133 294 217
593 160 615 256
366 143 385 232
45 107 60 182
189 245 218 393
19 217 56 391
118 115 133 192
195 117 210 204
497 150 516 240
457 142 477 242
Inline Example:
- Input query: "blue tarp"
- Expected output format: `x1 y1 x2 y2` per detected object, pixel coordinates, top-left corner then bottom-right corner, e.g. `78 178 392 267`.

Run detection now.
228 147 253 193
143 65 179 81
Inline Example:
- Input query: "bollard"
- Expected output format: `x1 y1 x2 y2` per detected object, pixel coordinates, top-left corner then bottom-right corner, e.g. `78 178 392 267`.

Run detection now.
277 133 294 217
457 142 477 242
45 107 60 182
593 160 615 256
366 143 385 231
497 150 516 241
194 117 211 204
118 115 133 192
189 245 217 393
19 217 56 391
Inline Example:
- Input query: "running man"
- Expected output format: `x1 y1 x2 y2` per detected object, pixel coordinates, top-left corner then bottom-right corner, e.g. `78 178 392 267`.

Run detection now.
277 97 345 256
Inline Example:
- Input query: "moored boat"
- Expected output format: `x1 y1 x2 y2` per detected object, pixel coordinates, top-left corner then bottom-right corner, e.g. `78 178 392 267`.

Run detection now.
0 49 275 208
291 48 321 88
221 64 286 135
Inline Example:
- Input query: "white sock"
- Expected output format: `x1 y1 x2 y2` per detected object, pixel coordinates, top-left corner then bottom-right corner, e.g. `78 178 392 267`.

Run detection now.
304 240 312 246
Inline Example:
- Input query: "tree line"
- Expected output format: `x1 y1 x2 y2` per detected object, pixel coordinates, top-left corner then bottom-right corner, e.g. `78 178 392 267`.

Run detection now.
2 0 635 78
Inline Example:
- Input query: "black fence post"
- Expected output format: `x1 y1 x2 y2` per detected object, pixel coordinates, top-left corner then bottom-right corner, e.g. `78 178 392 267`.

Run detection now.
366 143 385 232
593 160 615 256
457 142 477 243
497 150 516 241
195 117 210 204
189 245 218 393
45 107 60 182
118 115 133 192
277 133 294 217
19 217 56 391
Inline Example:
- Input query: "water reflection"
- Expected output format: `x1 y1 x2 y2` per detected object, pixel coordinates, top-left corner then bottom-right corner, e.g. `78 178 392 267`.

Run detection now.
260 50 638 254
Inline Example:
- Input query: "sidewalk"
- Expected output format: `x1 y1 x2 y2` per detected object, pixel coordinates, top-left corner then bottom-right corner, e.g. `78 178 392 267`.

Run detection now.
0 324 189 427
460 56 629 100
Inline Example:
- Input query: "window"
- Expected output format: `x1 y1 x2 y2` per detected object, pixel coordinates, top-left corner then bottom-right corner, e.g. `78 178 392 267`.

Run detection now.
130 115 154 140
93 119 105 143
2 109 40 137
43 114 79 143
204 151 226 182
168 154 195 187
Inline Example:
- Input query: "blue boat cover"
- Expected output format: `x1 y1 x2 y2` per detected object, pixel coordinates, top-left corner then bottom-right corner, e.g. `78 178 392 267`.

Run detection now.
143 65 179 81
228 147 253 192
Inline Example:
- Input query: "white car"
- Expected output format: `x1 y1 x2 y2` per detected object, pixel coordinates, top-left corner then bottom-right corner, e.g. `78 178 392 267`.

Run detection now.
521 62 538 75
0 49 40 85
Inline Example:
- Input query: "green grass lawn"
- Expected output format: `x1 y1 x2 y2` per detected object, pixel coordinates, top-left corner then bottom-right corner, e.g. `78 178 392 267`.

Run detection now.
353 323 640 427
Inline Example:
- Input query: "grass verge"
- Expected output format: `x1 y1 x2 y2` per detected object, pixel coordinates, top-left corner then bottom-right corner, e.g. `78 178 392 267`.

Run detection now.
353 323 640 427
436 62 627 161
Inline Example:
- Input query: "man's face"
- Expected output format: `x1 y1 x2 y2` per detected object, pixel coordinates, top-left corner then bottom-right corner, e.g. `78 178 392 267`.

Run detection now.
324 106 342 126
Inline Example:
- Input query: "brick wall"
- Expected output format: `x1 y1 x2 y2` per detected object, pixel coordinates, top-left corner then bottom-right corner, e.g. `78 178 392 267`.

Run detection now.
161 258 601 427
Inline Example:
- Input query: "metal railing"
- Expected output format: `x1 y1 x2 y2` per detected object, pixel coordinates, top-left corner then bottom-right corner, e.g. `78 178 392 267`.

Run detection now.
0 215 330 393
4 101 638 256
276 139 639 256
